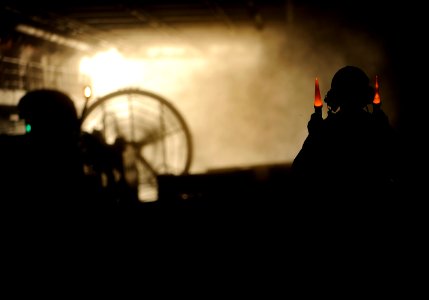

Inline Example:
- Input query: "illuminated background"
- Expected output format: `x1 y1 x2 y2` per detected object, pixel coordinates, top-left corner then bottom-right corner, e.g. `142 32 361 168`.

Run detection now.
0 1 423 176
76 23 395 173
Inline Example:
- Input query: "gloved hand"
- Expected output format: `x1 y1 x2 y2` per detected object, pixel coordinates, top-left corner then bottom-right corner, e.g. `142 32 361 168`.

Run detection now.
307 112 324 135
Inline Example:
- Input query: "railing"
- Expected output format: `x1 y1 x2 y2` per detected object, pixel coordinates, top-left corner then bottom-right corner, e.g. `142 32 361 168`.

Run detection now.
0 55 89 93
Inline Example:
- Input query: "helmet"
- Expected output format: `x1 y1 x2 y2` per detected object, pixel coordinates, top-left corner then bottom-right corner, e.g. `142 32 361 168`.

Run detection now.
324 66 375 111
18 89 79 140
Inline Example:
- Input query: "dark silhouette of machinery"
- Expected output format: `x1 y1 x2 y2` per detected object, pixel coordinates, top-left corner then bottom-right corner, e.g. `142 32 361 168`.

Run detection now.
80 88 192 203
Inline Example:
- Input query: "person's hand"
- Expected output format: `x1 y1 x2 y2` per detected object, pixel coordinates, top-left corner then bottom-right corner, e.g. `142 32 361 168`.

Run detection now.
307 112 323 135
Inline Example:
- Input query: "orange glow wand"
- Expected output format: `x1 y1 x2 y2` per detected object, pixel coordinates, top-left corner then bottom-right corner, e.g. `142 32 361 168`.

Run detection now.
314 77 323 115
373 75 381 109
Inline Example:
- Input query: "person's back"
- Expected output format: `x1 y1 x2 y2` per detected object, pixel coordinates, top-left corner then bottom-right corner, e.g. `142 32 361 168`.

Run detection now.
292 66 398 200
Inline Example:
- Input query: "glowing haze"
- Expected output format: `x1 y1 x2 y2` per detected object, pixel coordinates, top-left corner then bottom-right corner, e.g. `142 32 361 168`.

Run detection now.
78 18 393 174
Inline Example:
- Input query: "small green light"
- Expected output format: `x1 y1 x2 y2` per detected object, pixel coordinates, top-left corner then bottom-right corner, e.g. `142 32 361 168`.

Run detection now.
26 124 32 133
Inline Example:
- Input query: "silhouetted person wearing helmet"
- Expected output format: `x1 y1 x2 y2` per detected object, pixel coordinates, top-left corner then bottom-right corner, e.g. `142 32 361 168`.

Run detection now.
292 66 399 200
14 89 86 211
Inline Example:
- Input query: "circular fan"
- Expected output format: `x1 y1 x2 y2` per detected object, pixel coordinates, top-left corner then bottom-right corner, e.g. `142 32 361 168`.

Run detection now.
81 88 192 202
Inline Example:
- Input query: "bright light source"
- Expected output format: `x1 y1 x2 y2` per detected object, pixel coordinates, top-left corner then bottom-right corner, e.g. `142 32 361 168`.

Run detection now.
79 48 141 96
84 85 92 99
79 47 206 98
